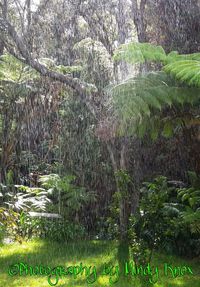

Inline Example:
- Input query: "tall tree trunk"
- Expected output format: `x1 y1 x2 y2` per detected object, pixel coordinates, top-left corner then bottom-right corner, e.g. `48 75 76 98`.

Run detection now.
0 0 7 55
131 0 147 43
107 138 139 241
115 0 129 80
107 138 141 283
0 108 14 182
25 0 33 52
152 0 200 53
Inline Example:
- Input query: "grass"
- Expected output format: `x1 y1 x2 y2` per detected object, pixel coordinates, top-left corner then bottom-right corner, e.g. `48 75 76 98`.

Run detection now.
0 239 199 287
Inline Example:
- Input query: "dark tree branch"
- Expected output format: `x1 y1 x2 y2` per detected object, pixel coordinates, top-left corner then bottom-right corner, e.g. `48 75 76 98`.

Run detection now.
0 16 103 118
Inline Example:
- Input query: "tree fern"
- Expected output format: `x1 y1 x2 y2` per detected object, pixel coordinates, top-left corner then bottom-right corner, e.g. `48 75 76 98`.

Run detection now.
106 71 200 137
113 42 200 87
109 42 200 137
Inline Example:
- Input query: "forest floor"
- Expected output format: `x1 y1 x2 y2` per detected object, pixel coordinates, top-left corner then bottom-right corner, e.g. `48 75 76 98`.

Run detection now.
0 239 199 287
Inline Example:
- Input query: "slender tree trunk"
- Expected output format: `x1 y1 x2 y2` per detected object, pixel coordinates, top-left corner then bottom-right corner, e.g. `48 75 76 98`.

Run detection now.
0 0 7 55
0 108 13 182
107 138 138 241
107 138 141 283
25 0 33 52
115 0 129 80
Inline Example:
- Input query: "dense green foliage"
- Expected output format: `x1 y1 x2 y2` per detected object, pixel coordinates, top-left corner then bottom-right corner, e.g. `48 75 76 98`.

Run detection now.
110 43 200 138
17 215 86 242
0 4 200 284
135 175 200 258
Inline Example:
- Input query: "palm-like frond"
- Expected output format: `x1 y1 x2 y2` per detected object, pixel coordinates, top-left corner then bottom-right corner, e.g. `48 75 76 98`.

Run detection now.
3 185 51 212
114 42 200 64
163 203 183 216
164 60 200 87
113 42 167 64
181 209 200 234
39 174 95 213
113 42 200 87
106 71 200 137
109 42 200 137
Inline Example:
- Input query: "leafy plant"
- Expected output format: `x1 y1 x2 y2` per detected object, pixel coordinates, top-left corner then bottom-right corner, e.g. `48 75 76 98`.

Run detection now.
136 175 200 258
164 59 200 87
98 170 133 240
177 171 200 234
16 214 87 242
128 215 153 267
0 207 22 242
39 174 95 217
110 42 200 138
1 184 51 212
113 42 200 82
0 180 52 243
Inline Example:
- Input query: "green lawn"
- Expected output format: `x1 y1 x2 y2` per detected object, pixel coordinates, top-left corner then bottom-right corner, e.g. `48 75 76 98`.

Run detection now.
0 239 199 287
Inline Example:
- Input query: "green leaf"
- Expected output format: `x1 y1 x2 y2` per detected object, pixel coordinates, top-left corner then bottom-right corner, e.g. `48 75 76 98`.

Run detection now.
162 120 173 138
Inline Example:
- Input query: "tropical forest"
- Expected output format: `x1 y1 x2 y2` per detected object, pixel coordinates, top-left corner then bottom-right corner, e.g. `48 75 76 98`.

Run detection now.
0 0 200 286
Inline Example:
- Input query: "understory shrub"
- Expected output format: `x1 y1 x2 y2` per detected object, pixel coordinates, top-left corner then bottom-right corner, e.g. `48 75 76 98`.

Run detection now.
17 214 87 242
100 173 200 260
137 175 200 258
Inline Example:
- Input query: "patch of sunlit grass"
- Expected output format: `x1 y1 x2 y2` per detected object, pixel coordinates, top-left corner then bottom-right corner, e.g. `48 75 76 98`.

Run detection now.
0 239 199 287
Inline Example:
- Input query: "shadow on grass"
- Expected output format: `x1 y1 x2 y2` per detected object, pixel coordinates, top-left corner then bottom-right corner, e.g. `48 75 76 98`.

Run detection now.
0 239 118 287
0 239 114 267
0 239 199 287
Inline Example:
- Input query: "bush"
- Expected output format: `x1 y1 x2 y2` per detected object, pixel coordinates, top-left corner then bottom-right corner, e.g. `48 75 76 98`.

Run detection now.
40 218 87 242
17 214 87 242
0 207 22 243
137 175 200 258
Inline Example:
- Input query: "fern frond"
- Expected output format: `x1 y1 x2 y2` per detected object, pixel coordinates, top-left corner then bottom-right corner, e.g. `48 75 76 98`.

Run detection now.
107 71 200 137
181 210 200 234
113 42 167 64
163 203 181 216
113 41 200 67
164 60 200 87
166 51 200 63
113 41 200 87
